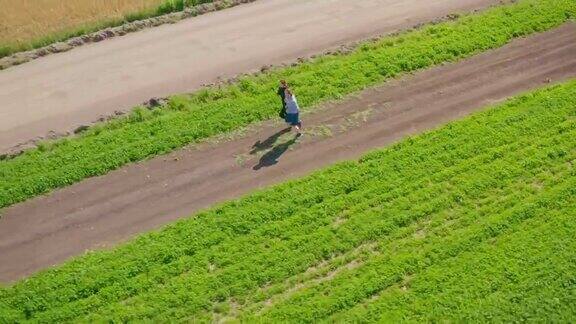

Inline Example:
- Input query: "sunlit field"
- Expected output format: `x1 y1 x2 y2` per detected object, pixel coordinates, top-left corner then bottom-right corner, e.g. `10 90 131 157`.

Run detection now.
0 0 210 57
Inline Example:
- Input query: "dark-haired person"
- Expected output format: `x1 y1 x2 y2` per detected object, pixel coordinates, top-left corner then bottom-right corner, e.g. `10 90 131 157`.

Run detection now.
277 80 288 119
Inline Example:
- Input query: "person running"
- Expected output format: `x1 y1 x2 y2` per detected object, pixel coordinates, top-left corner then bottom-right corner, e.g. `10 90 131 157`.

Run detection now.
284 88 303 135
277 80 288 119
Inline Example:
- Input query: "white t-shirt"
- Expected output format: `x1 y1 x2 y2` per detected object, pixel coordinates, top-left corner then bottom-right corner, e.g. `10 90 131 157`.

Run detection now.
285 95 300 114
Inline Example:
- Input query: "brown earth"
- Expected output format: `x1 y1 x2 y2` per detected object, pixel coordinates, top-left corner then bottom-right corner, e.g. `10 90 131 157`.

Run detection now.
0 0 502 154
0 23 575 283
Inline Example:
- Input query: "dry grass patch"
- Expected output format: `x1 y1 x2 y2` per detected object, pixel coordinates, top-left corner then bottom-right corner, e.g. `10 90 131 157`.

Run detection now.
0 0 164 46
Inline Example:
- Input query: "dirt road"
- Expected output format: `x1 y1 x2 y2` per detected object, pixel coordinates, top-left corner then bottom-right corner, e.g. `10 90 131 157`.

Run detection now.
0 0 501 153
0 24 574 283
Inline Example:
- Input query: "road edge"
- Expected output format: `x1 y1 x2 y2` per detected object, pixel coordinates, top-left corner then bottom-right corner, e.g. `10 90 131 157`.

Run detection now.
0 0 258 71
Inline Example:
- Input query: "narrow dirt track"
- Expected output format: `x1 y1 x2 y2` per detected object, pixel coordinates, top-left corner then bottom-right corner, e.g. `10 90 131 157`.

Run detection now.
0 0 501 153
1 24 575 283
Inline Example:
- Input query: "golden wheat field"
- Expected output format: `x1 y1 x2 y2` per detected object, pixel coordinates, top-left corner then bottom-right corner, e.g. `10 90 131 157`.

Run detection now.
0 0 165 46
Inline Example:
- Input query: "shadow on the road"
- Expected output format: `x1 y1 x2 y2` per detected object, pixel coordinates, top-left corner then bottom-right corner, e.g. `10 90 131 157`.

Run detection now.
250 127 291 155
253 134 300 170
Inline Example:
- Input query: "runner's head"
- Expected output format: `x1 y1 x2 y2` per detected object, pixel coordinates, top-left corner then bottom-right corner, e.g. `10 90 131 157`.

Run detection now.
280 80 287 87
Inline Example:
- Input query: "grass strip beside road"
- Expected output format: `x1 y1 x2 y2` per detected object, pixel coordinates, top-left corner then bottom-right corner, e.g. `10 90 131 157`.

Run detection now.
1 78 575 322
0 0 574 209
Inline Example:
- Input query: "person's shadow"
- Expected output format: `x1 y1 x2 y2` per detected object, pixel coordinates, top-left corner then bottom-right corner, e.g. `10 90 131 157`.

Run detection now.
253 134 300 170
250 127 291 155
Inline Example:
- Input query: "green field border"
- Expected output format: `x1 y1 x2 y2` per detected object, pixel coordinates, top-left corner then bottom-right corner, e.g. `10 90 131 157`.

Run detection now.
1 76 574 322
0 0 574 209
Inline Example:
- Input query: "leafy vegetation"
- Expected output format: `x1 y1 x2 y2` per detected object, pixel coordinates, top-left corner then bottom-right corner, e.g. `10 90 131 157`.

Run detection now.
0 0 219 59
1 78 575 322
1 0 574 209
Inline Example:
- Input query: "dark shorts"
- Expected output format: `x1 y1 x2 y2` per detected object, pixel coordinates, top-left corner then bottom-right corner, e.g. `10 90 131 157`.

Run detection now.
285 113 300 126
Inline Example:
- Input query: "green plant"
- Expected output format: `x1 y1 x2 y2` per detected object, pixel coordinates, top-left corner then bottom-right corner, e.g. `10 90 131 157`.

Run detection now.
0 78 575 322
1 0 574 209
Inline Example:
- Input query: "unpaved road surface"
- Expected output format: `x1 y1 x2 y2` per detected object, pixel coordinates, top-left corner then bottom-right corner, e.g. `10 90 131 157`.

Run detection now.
0 24 574 283
0 0 501 153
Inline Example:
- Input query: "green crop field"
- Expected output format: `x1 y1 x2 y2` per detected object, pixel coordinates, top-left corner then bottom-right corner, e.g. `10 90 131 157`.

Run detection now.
1 78 574 322
0 0 574 210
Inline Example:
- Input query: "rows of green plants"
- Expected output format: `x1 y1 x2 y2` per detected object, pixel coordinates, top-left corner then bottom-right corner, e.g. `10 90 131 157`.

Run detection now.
1 0 574 209
1 78 574 322
327 200 576 323
0 0 219 59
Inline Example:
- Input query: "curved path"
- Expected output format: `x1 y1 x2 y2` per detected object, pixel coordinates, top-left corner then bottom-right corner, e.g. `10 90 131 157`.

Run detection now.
0 24 574 283
0 0 500 153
